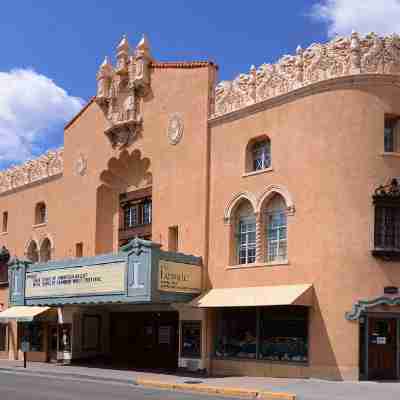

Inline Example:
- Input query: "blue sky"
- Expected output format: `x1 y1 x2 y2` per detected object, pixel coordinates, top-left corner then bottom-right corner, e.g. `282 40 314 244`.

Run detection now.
1 0 400 168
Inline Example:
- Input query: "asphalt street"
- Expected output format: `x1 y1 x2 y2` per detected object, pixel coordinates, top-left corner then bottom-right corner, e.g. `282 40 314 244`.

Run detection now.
0 370 238 400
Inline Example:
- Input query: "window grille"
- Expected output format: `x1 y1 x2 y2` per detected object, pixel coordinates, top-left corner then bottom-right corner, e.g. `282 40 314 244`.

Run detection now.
237 217 256 264
266 210 287 262
252 141 271 171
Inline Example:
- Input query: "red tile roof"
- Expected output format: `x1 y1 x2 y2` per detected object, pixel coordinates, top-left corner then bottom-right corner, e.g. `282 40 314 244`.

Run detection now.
151 61 218 69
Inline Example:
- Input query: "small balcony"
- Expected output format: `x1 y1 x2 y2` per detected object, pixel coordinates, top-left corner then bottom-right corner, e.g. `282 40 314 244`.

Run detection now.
119 223 152 242
372 247 400 261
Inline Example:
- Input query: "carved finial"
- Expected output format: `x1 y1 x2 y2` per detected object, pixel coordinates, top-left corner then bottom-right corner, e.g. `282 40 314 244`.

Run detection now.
296 45 303 54
136 34 152 60
117 34 130 53
101 56 111 67
137 34 150 51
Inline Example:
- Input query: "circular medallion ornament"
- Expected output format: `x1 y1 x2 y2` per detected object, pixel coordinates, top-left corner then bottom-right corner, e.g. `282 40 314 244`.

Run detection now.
167 113 184 145
74 154 87 176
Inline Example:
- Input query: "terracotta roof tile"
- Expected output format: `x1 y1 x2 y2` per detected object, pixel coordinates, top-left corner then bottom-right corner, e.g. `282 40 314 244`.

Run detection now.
151 61 218 69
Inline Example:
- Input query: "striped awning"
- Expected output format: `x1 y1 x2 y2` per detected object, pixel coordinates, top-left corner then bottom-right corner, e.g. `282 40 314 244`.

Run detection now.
0 306 51 322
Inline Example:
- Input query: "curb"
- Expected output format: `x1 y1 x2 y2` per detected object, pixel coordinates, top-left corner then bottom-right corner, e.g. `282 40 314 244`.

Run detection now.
136 378 296 399
0 367 134 385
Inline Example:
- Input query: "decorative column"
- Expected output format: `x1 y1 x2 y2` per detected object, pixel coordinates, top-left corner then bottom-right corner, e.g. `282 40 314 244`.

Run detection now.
255 212 263 263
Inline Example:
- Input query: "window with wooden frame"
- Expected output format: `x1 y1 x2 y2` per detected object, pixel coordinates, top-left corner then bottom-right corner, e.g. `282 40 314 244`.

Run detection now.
233 200 256 265
264 195 288 263
384 115 400 153
123 199 152 229
35 202 47 225
168 226 179 252
372 178 400 260
119 187 152 245
75 242 83 258
245 136 271 173
2 211 8 233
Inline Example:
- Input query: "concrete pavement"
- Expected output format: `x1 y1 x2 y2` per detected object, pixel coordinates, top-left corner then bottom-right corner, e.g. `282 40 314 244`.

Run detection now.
1 360 400 399
0 370 237 400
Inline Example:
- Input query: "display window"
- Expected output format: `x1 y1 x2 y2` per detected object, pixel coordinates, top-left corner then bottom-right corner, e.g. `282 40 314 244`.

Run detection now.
215 308 257 359
259 306 308 362
215 306 308 363
181 321 201 358
21 322 44 352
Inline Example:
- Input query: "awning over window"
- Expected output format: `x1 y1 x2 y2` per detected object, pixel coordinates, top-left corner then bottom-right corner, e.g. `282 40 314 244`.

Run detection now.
191 284 313 308
0 306 51 322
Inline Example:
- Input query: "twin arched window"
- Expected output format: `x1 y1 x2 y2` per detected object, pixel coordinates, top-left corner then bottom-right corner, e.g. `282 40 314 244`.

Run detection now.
233 193 288 265
26 238 52 263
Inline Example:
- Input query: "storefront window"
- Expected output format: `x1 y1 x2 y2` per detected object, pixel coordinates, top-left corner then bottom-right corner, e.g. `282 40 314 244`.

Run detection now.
215 306 308 363
181 321 201 358
259 306 308 362
59 324 72 352
21 322 44 352
215 308 257 359
0 324 6 351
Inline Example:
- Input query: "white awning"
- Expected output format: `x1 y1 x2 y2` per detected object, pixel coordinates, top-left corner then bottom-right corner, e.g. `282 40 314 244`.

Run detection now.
0 306 51 322
191 284 313 308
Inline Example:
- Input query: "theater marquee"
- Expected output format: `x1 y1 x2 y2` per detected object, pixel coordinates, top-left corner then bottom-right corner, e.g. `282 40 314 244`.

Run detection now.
158 260 202 294
25 262 126 298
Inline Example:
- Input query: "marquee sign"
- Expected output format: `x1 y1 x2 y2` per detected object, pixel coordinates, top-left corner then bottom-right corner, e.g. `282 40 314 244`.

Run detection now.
25 262 126 298
158 260 201 294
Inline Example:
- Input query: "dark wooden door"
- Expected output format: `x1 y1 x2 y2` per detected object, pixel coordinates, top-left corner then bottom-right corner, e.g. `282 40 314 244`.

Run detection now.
110 311 179 370
368 318 397 380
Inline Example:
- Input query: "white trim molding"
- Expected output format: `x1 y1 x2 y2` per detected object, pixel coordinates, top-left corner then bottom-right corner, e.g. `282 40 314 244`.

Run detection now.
24 237 40 258
224 191 257 225
256 184 295 215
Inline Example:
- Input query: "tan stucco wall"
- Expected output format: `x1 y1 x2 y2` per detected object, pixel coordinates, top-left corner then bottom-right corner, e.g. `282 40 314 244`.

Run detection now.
0 65 213 261
1 67 400 379
207 81 400 379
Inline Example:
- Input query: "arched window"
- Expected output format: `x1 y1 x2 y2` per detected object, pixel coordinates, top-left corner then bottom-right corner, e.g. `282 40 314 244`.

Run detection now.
252 140 270 171
27 241 39 263
245 137 271 173
40 238 52 262
35 202 47 225
234 200 256 264
264 194 287 262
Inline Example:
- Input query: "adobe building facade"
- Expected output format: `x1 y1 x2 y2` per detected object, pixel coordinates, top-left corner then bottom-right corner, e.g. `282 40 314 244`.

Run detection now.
1 32 400 380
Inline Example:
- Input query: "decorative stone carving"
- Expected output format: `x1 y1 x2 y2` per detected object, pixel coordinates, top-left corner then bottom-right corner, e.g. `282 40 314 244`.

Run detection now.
74 153 87 176
346 296 400 320
0 148 63 195
95 34 153 148
167 113 184 145
213 32 400 118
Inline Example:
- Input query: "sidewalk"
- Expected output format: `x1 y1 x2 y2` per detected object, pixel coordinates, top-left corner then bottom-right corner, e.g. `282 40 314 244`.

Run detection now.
0 360 294 399
1 360 400 400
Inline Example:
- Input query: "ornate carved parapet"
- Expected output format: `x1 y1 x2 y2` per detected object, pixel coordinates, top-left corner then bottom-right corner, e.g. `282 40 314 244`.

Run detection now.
0 148 63 195
213 32 400 118
95 34 153 148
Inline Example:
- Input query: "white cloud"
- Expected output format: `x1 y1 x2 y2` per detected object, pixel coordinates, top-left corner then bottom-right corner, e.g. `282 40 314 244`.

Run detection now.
310 0 400 37
0 69 84 165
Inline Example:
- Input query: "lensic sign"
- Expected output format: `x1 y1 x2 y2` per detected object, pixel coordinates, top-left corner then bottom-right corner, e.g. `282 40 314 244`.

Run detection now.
158 260 201 294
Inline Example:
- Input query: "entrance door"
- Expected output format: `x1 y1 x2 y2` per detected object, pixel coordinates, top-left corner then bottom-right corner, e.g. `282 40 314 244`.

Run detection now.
48 325 58 363
110 311 179 370
368 318 397 380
